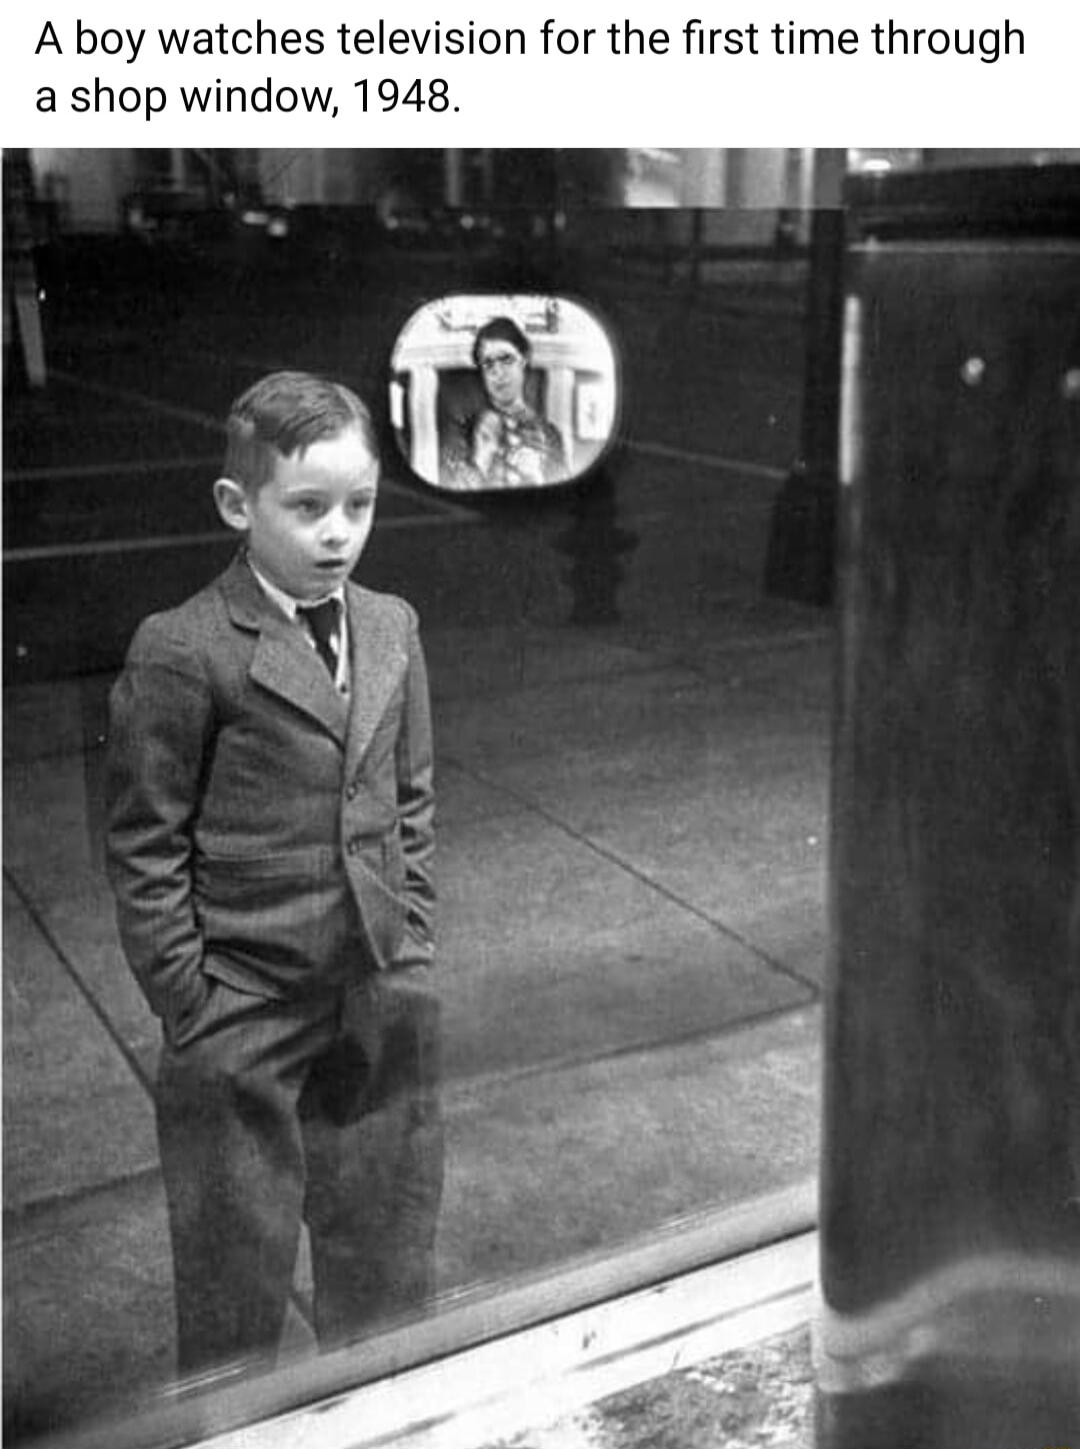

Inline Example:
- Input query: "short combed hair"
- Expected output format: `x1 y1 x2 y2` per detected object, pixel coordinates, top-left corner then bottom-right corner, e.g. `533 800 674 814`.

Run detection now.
472 316 530 370
221 371 377 493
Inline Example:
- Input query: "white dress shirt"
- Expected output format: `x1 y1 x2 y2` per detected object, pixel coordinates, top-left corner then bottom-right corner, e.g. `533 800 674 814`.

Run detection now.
248 560 350 695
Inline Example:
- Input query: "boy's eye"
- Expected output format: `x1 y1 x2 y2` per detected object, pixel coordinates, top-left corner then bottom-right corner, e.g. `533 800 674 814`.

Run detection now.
349 493 376 513
294 498 323 517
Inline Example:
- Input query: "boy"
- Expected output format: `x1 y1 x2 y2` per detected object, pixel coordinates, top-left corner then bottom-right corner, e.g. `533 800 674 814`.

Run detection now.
105 371 442 1377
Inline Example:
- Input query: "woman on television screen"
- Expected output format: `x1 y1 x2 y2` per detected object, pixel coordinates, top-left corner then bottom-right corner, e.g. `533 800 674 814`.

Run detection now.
441 316 567 490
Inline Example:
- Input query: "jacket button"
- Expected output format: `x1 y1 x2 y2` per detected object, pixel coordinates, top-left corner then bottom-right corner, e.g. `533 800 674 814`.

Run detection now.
346 836 362 856
345 781 358 800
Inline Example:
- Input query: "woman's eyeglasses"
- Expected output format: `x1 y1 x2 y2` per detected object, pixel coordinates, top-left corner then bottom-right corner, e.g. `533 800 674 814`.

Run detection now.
479 351 523 374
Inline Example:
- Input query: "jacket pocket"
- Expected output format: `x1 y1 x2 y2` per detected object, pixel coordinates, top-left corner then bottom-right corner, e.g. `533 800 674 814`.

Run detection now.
193 846 354 983
345 850 408 968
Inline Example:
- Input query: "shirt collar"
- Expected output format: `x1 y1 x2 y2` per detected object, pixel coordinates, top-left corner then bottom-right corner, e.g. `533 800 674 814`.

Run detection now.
247 559 346 622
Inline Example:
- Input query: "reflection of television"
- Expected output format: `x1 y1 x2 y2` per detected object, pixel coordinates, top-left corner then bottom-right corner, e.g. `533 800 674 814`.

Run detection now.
389 294 618 490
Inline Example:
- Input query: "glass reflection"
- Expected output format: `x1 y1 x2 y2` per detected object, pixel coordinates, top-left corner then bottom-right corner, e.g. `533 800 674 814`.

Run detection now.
4 158 827 1448
388 294 619 490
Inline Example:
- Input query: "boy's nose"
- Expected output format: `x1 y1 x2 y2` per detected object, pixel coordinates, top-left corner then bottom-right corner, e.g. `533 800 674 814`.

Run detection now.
320 512 350 546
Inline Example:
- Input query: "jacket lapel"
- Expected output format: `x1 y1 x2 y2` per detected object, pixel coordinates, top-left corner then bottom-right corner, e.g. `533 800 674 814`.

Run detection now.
220 556 349 746
343 585 408 776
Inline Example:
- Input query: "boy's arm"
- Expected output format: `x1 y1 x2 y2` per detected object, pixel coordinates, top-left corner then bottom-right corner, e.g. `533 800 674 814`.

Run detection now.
105 619 215 1030
394 606 436 969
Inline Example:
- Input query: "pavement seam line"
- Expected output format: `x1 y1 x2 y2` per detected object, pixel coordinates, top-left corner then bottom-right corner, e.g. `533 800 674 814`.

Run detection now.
3 863 154 1095
438 753 821 997
624 440 787 480
441 998 821 1095
3 1165 163 1238
4 455 225 483
3 508 478 564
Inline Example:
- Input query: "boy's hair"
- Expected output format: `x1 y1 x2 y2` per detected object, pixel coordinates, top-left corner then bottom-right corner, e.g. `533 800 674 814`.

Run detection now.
222 371 378 493
472 316 530 369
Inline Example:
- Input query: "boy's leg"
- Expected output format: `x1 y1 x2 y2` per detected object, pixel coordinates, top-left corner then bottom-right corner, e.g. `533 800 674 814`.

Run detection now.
301 969 445 1347
155 981 339 1377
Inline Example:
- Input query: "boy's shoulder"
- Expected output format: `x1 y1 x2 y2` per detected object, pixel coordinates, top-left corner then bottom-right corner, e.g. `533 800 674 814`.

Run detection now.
344 579 419 634
122 558 259 687
127 560 235 651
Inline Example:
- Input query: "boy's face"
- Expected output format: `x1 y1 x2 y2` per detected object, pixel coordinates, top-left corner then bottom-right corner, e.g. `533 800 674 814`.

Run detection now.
215 426 378 601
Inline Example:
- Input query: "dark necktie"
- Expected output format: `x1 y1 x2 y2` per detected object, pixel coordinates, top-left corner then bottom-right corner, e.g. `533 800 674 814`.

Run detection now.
299 598 341 677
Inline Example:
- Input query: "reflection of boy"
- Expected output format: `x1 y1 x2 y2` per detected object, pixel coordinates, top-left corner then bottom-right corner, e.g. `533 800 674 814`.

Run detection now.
106 372 442 1376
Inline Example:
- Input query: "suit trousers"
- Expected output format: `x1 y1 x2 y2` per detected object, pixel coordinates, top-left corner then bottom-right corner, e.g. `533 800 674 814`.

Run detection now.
155 968 443 1377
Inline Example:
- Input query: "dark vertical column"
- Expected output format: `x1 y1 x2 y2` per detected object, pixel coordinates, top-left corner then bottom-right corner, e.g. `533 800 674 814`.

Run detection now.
819 166 1080 1448
765 149 847 605
3 149 47 389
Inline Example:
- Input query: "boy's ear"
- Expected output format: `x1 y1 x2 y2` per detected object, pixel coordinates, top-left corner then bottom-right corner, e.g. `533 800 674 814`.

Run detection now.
213 478 251 533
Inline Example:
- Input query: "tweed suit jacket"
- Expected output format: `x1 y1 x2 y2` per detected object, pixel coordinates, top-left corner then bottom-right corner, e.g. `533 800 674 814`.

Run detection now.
105 553 435 1035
